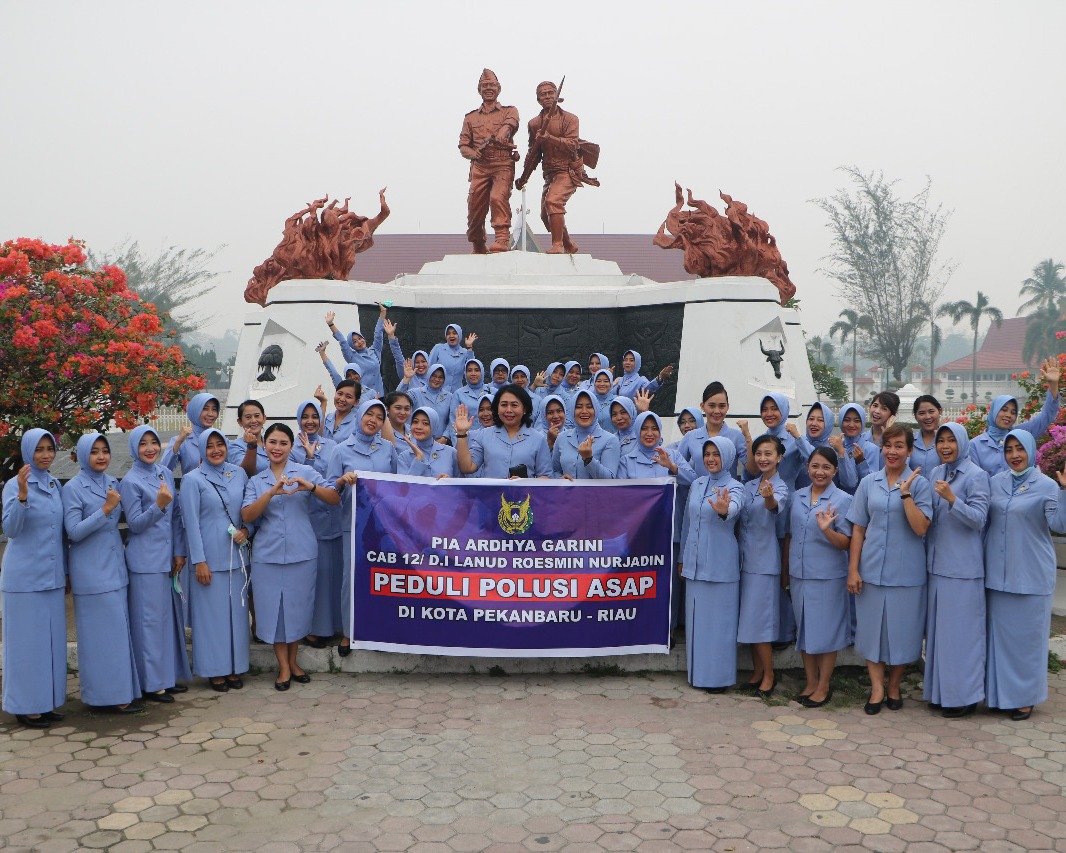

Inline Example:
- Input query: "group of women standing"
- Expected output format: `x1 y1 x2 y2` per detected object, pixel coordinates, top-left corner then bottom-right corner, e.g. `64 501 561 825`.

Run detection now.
3 335 1063 727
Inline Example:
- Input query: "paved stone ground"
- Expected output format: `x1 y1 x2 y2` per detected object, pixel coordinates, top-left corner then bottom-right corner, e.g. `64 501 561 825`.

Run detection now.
1 666 1064 853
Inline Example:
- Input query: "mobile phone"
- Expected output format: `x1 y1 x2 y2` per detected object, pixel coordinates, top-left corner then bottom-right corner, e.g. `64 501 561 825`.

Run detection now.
508 464 528 479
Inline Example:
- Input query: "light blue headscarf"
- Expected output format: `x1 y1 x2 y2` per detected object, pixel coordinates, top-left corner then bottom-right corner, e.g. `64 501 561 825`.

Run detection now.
411 406 443 453
703 436 737 484
760 392 791 438
186 393 220 440
935 422 970 477
634 411 663 460
986 395 1017 445
128 425 164 475
21 428 58 489
1005 427 1036 483
838 403 867 451
350 399 387 453
197 428 232 486
806 402 835 444
463 358 486 393
75 432 110 491
296 399 324 437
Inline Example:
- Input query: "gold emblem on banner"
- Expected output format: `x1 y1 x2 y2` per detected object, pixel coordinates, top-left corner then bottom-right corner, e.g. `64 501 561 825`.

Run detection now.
498 494 533 535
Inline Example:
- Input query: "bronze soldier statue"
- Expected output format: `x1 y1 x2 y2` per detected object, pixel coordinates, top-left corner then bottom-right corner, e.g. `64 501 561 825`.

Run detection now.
459 69 520 254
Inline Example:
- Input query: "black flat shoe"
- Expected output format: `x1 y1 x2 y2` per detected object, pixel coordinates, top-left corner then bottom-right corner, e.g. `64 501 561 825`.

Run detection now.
864 696 883 715
165 684 188 694
15 714 50 729
291 673 311 684
337 643 352 658
143 691 175 704
927 702 941 711
108 704 142 715
1010 708 1033 721
209 680 229 693
942 704 976 719
42 710 65 722
703 686 729 694
757 676 779 700
274 679 291 691
226 677 243 690
304 636 328 649
740 680 761 693
771 641 791 651
885 696 904 711
800 688 834 709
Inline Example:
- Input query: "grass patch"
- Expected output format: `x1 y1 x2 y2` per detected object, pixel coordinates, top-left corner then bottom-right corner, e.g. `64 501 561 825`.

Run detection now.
579 663 626 677
1050 651 1063 674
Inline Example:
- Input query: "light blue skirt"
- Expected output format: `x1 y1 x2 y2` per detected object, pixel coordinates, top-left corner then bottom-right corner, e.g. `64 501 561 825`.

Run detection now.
189 568 250 678
791 577 850 655
128 572 191 693
311 538 343 638
923 574 985 707
74 589 142 707
737 572 781 644
685 578 739 689
986 590 1050 710
853 582 926 666
252 559 316 644
1 587 67 715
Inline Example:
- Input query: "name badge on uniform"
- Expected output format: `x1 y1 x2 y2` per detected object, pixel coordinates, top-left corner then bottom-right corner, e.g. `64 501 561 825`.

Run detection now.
226 471 232 477
1019 484 1029 492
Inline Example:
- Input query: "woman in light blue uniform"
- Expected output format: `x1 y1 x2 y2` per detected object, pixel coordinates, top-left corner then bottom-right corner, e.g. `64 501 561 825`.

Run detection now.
676 382 747 479
228 399 270 475
179 429 252 692
740 393 802 487
608 396 640 457
120 425 191 703
1 430 67 728
552 390 620 479
679 437 744 692
615 350 667 399
910 395 943 480
846 424 933 715
409 365 453 426
455 384 552 478
793 403 835 490
427 323 476 393
784 447 853 708
587 369 617 429
449 358 491 424
64 433 142 712
970 360 1060 475
738 435 789 697
922 422 991 717
984 429 1066 720
396 350 431 392
329 311 386 396
831 404 879 494
162 392 221 474
556 361 584 404
291 399 342 648
327 399 399 656
243 423 339 690
321 380 361 444
399 406 460 478
488 358 511 395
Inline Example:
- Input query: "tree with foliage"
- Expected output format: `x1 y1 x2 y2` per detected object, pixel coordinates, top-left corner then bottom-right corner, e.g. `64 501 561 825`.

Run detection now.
828 308 873 402
814 168 954 382
938 291 1003 404
1018 258 1066 365
806 349 848 403
805 335 837 370
87 239 224 337
0 238 205 478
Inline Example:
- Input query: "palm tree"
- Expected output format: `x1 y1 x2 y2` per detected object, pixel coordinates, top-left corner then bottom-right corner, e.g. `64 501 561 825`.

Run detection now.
829 309 873 402
1022 311 1061 366
1018 259 1066 315
938 292 1004 403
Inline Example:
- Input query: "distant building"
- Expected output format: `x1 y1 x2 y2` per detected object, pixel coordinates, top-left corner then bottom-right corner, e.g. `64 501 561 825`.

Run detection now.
934 317 1033 404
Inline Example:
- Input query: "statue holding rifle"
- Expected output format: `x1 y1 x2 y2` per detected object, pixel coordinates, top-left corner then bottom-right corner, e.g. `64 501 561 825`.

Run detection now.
459 69 520 254
515 78 600 255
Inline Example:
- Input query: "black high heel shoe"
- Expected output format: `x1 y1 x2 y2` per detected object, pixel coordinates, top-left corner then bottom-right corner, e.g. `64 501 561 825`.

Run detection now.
864 695 883 715
337 642 352 658
15 714 50 729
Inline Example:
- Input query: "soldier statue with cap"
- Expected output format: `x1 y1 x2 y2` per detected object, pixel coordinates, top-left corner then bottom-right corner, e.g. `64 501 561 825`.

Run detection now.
459 69 520 254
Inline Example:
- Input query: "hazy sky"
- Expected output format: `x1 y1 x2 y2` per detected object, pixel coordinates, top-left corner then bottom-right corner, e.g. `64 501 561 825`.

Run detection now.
3 1 1064 345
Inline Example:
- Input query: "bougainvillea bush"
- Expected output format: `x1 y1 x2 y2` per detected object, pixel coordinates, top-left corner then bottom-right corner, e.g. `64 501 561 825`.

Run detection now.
0 238 205 477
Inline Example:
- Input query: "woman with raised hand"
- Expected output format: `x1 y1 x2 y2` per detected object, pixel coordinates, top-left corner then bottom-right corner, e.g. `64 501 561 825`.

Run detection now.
291 399 342 649
922 422 991 718
242 423 339 691
536 394 568 453
1 430 67 729
984 429 1066 721
179 429 252 692
910 395 943 480
397 350 431 392
676 382 747 479
427 323 477 392
321 379 362 444
228 399 269 476
678 437 744 693
608 396 640 457
64 433 142 713
327 399 399 656
970 358 1061 476
846 424 932 715
120 425 191 704
784 447 853 708
454 384 551 479
551 390 621 479
827 404 879 494
738 393 802 487
793 403 835 490
162 392 222 474
399 406 460 478
614 349 672 399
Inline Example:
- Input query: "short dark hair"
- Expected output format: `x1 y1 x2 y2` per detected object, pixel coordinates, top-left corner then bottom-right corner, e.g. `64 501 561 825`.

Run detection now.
882 422 913 450
912 394 942 415
264 422 294 443
752 434 785 456
384 391 413 410
872 391 900 416
336 379 362 401
809 446 839 468
237 399 265 420
701 381 728 404
491 384 533 427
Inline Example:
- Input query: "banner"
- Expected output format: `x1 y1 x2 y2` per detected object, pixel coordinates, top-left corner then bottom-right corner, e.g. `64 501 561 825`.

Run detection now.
350 473 675 657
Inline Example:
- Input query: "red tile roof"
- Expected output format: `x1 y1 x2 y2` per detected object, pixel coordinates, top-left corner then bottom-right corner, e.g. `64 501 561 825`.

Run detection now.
349 234 694 284
937 317 1031 372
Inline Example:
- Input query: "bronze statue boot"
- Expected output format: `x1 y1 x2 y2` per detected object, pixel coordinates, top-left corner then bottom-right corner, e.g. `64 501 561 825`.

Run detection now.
488 228 511 253
546 214 567 254
471 240 488 255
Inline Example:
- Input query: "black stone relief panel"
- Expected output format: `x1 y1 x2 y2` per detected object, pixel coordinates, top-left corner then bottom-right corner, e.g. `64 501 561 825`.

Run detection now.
347 305 683 416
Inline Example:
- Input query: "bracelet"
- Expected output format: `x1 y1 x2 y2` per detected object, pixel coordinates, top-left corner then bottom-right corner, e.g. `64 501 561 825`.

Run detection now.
18 497 27 504
717 512 728 521
456 433 468 439
311 484 317 494
901 493 913 500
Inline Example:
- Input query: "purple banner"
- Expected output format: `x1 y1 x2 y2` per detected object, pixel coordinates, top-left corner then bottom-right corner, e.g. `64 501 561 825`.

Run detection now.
350 473 675 657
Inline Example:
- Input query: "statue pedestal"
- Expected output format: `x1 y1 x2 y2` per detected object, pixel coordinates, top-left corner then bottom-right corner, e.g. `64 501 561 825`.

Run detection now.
227 253 815 431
